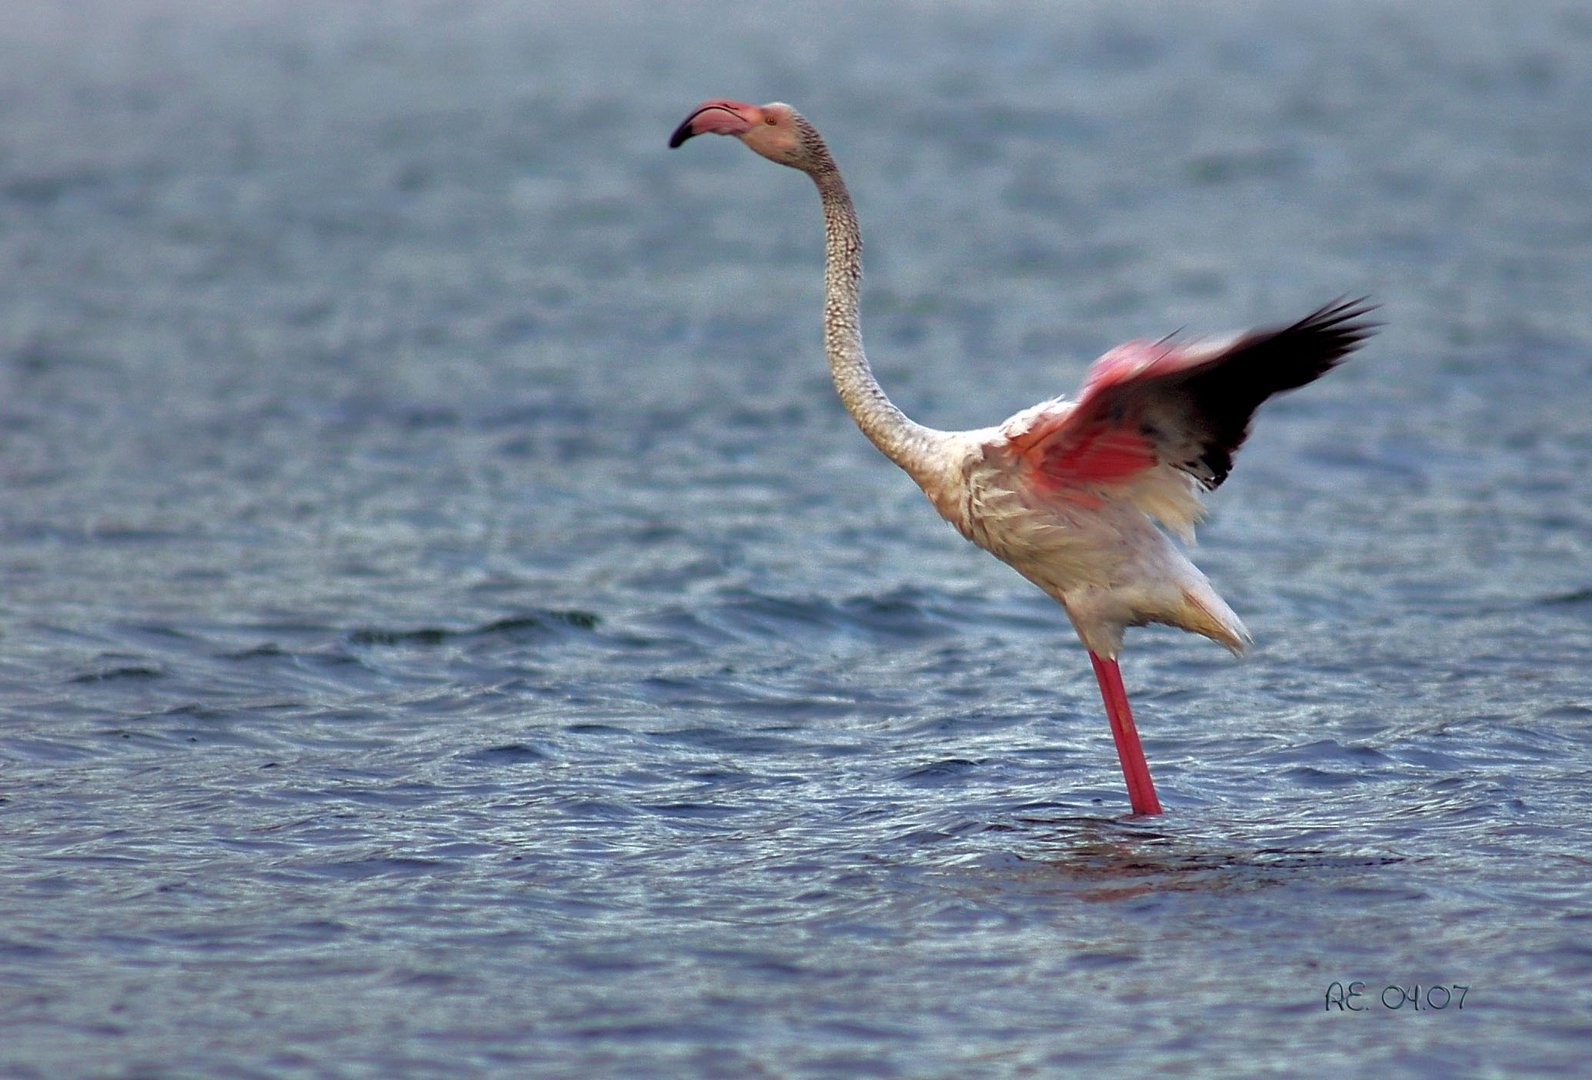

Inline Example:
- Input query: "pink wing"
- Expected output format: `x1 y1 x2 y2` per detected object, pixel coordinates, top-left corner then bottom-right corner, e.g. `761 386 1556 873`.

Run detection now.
1008 298 1376 495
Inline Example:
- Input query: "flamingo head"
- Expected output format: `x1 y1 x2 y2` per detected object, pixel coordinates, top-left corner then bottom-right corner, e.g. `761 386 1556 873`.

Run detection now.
668 100 810 169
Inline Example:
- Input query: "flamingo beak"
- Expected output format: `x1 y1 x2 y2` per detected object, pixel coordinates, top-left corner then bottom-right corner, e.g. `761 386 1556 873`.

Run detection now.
668 101 757 148
666 114 702 148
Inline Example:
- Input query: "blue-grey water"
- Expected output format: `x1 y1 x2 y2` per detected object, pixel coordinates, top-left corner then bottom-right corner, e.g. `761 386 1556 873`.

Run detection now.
3 1 1591 1076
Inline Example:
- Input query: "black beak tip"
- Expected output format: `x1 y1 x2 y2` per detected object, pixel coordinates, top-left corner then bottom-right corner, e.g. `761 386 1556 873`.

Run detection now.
667 121 697 149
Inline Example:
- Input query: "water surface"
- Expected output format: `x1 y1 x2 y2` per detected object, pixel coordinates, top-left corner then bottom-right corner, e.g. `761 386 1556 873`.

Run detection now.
3 1 1591 1076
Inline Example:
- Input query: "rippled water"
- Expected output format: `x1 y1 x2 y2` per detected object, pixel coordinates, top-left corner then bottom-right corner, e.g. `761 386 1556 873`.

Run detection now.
4 1 1591 1076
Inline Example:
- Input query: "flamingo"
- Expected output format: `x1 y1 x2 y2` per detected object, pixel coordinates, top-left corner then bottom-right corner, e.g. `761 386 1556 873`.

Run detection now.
669 100 1375 815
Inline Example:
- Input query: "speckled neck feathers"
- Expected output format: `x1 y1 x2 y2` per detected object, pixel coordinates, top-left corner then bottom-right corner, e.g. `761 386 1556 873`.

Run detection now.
794 117 941 481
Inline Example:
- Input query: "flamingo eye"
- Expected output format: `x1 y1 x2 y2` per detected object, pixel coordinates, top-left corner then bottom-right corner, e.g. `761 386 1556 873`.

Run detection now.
765 115 778 125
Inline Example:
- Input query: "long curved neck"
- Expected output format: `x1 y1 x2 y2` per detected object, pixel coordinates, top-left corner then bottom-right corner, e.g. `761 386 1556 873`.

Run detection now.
803 150 939 478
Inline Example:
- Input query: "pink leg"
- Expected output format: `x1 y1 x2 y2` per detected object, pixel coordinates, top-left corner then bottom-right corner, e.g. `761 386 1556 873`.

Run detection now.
1088 652 1163 816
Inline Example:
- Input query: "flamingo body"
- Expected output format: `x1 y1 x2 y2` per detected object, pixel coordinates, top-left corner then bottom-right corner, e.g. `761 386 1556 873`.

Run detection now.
670 100 1375 815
